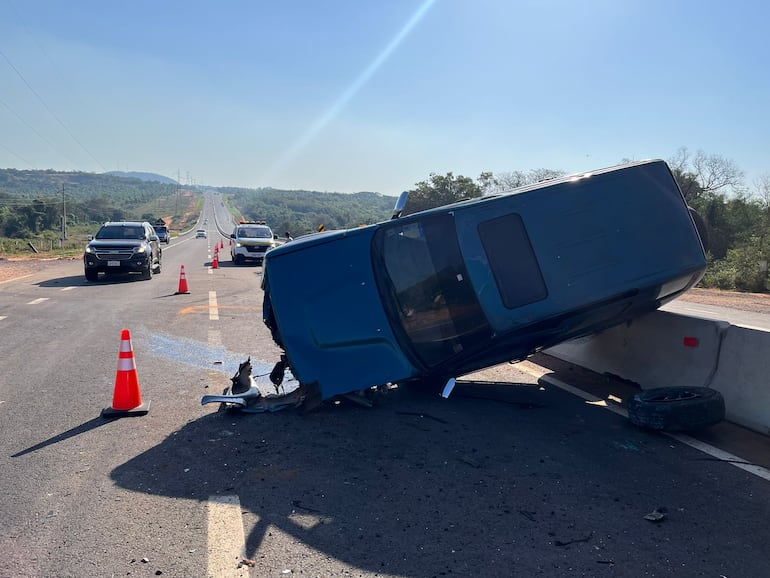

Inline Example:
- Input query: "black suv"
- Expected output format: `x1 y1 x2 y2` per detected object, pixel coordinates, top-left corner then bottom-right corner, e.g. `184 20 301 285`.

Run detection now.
153 225 170 244
84 221 162 281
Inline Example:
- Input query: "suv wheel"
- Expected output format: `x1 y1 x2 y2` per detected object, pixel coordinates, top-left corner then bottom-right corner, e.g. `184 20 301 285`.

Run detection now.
85 269 98 282
142 263 153 280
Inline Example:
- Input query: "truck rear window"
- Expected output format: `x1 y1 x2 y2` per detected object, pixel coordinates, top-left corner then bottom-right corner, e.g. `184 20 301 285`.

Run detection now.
374 213 492 368
478 213 548 309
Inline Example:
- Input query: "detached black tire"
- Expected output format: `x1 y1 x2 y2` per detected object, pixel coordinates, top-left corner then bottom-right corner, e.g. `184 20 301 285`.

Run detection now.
627 387 725 431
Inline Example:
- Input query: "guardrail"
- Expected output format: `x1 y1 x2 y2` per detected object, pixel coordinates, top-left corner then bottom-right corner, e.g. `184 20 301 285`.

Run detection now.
546 310 770 436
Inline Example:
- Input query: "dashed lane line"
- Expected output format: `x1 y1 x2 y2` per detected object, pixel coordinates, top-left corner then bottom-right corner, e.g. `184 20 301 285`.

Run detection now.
209 291 219 321
207 494 249 577
26 297 49 305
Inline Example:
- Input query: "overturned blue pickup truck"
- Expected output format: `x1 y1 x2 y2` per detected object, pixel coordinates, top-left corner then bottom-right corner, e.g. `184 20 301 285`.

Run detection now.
259 160 708 408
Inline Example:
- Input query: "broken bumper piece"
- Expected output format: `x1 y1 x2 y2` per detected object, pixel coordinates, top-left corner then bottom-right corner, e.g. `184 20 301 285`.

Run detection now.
201 376 305 413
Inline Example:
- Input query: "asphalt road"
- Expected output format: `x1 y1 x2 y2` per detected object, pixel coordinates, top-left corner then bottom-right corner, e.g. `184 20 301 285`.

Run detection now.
2 198 770 577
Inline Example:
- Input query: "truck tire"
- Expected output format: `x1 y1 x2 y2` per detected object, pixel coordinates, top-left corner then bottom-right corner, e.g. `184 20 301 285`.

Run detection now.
85 269 98 282
627 386 725 432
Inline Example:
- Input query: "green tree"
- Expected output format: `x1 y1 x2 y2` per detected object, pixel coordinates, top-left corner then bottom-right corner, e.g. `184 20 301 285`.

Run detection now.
404 172 483 215
669 147 744 204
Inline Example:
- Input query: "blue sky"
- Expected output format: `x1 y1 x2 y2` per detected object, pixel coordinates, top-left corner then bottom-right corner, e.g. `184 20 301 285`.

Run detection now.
0 0 767 194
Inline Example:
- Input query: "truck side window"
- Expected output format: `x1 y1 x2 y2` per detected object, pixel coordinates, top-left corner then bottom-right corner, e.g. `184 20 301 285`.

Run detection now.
478 213 548 309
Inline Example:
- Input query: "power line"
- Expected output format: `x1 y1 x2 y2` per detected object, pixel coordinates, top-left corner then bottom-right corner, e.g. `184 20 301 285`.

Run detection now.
0 96 80 168
0 140 35 167
0 47 106 172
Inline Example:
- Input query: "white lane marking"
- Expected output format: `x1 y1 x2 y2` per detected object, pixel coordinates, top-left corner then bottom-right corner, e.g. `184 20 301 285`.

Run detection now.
526 369 770 483
207 495 249 577
209 291 219 321
27 297 49 305
539 373 628 418
61 286 76 291
667 433 770 482
672 305 719 315
208 330 222 347
0 316 6 321
734 324 768 332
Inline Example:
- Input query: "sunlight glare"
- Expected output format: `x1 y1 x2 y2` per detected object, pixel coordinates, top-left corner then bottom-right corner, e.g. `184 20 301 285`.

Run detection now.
259 0 438 185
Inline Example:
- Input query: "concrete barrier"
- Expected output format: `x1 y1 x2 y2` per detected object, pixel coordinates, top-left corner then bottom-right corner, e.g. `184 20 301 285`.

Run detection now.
546 310 770 434
546 310 729 389
710 325 770 435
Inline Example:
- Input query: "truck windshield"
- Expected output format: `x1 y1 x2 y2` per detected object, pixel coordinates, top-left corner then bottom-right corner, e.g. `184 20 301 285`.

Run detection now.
373 213 492 369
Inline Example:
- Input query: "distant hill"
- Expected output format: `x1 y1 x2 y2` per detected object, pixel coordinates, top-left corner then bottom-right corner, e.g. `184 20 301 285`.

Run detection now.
104 171 177 184
0 167 399 241
220 186 398 237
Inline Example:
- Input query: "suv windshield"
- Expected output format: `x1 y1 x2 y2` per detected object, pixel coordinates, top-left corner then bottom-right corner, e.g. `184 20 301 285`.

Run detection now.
96 225 145 240
373 213 492 369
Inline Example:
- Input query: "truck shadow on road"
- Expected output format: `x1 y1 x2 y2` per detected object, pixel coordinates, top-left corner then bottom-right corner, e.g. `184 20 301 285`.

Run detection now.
108 380 736 576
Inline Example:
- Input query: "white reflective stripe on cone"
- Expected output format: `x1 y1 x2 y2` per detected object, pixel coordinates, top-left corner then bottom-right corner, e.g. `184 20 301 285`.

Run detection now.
117 358 137 371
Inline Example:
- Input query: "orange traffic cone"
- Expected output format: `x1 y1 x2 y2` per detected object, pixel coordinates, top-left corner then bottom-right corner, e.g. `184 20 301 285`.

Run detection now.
220 239 224 249
102 329 150 417
175 264 190 294
212 252 219 269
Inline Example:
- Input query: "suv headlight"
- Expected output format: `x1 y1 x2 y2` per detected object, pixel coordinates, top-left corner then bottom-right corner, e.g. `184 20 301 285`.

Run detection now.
84 245 95 254
133 246 147 254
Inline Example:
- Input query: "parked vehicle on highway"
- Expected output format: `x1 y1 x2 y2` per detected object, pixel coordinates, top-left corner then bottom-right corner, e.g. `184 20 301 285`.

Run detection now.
83 221 162 281
261 160 708 406
230 220 277 265
195 229 208 238
153 224 170 244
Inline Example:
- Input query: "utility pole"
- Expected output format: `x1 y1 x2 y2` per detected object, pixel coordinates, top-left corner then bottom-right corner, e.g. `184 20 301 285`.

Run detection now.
61 185 67 255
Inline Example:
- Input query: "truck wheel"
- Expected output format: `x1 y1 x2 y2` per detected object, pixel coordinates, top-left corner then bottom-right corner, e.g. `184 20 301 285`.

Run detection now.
85 269 98 282
627 386 725 431
142 263 153 280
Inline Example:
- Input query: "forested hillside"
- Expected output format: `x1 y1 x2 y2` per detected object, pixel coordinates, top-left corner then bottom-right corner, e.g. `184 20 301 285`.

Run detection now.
0 168 179 237
220 187 397 237
0 170 400 255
